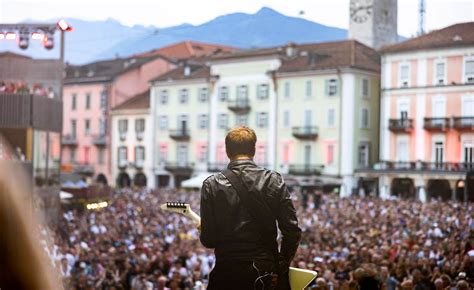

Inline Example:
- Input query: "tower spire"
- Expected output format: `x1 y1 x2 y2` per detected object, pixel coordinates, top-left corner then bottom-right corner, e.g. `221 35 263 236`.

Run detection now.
419 0 426 35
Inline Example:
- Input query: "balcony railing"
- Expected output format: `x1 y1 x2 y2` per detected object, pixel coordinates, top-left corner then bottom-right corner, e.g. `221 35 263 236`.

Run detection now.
71 162 94 175
92 134 106 146
164 162 194 173
388 119 413 132
136 131 144 141
169 129 190 141
423 118 450 131
227 98 251 114
357 161 474 173
452 117 474 131
207 163 228 172
292 126 319 140
61 134 77 146
288 164 324 176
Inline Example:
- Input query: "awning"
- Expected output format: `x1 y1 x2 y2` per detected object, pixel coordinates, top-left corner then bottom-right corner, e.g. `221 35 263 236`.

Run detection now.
181 172 214 189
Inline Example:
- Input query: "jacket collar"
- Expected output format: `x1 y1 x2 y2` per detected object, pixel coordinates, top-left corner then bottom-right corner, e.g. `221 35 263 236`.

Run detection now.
227 159 256 169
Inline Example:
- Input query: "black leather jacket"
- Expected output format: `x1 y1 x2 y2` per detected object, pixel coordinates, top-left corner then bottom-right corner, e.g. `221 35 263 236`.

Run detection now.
200 159 301 267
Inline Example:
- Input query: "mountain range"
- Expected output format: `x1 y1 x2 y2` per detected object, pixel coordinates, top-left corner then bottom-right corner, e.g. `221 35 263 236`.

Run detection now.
2 7 350 64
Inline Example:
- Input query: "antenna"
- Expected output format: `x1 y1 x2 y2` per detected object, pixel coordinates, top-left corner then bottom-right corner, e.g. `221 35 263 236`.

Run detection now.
419 0 426 35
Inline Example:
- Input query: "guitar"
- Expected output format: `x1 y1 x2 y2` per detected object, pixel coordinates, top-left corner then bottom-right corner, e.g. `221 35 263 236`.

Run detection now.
161 202 317 290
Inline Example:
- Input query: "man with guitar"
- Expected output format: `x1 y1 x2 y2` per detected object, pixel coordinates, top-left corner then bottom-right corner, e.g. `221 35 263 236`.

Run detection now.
200 126 302 290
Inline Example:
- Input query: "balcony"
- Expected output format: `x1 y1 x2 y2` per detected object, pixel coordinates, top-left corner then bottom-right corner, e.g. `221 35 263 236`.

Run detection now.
288 164 324 176
227 98 251 114
452 117 474 131
207 163 228 172
61 135 77 146
92 135 107 146
135 159 145 169
118 160 128 169
292 126 319 140
164 162 194 174
388 119 413 132
423 118 450 131
357 161 474 173
169 129 190 141
136 131 144 141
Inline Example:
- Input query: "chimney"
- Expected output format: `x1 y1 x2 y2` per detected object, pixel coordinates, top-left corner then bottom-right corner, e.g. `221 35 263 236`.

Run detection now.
184 66 191 76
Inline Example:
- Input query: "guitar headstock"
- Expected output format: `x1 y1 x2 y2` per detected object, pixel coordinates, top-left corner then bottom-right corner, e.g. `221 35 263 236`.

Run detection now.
160 202 192 215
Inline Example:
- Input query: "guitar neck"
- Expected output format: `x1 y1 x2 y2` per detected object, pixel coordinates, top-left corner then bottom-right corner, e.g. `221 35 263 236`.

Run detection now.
188 210 201 224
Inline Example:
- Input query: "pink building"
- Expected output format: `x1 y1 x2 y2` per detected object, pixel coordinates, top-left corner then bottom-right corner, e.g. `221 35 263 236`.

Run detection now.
62 55 176 184
357 22 474 202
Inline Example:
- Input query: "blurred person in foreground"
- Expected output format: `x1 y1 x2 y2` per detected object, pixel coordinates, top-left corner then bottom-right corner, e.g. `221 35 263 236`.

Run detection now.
0 137 61 289
200 126 302 289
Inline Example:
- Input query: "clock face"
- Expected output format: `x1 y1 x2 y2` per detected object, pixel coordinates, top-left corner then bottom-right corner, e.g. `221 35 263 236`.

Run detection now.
350 0 373 23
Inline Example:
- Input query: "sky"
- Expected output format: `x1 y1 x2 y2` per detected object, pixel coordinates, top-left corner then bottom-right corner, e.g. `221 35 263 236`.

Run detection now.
0 0 473 37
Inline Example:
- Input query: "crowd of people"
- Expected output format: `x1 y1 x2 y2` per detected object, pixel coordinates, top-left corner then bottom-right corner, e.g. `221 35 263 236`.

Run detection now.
42 187 473 289
0 80 56 98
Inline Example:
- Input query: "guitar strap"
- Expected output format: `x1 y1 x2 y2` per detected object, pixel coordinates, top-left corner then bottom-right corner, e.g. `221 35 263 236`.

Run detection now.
222 169 280 266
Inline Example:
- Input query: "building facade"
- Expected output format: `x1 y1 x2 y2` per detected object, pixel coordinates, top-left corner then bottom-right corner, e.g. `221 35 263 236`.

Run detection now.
62 55 176 184
111 91 153 188
149 41 381 192
357 22 474 202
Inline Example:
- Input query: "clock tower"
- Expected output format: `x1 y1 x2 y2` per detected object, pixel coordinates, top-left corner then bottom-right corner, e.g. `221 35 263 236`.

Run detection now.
348 0 398 49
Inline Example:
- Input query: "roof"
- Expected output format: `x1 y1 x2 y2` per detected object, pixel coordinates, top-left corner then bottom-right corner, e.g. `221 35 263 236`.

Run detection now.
64 55 174 84
277 40 380 73
151 65 210 82
0 51 32 59
135 40 236 60
112 90 150 111
380 22 474 54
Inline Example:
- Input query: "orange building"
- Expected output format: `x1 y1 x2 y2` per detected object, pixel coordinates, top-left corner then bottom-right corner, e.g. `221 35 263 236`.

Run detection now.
357 22 474 202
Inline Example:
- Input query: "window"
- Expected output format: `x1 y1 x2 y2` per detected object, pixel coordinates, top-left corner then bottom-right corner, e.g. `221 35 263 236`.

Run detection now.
236 115 248 126
98 148 105 164
362 78 369 97
159 116 168 131
99 118 106 136
71 94 77 110
118 146 128 167
198 144 208 163
396 136 409 162
70 148 76 163
327 144 334 165
284 82 291 99
256 112 268 128
282 144 290 165
84 119 91 135
158 144 168 163
435 62 446 85
198 114 208 129
100 90 107 109
255 144 267 165
118 119 128 140
283 110 290 128
465 59 474 83
361 108 370 129
218 86 228 101
177 115 189 130
198 88 208 103
358 143 370 167
159 90 168 104
327 109 336 127
400 64 409 87
305 80 312 98
70 119 77 138
135 119 145 140
237 85 248 99
218 114 228 129
179 88 189 104
85 93 91 109
135 146 145 167
326 79 338 96
257 84 269 100
176 144 188 165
